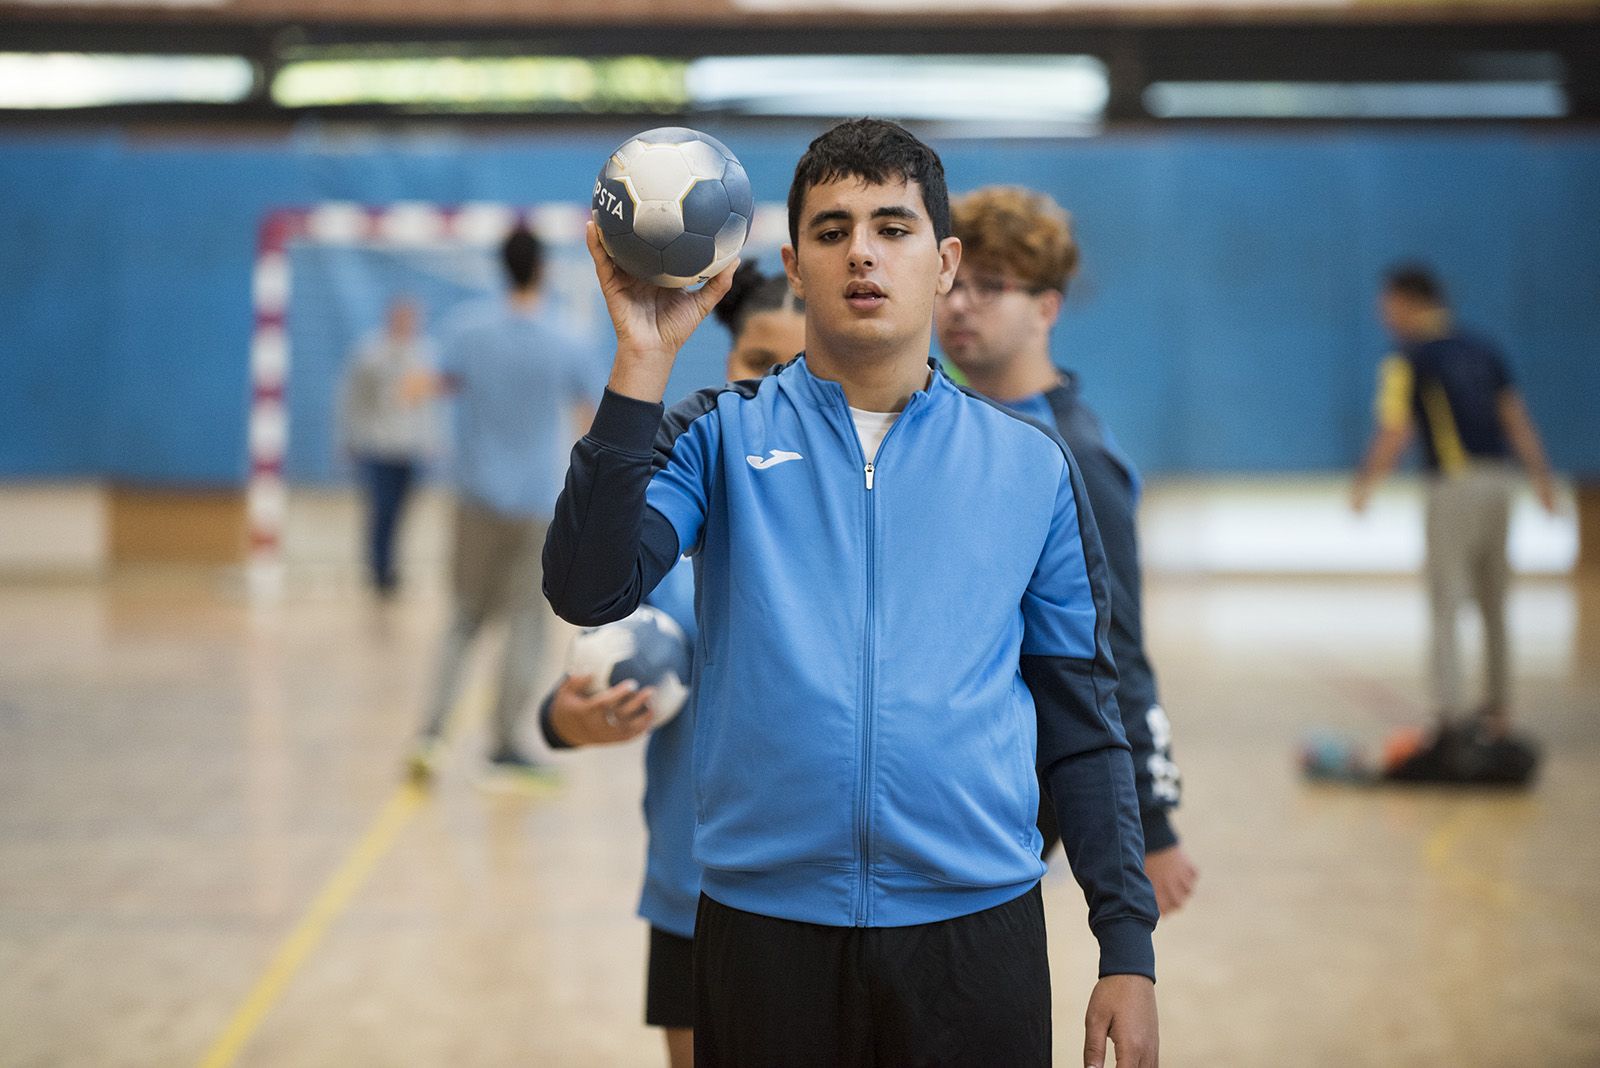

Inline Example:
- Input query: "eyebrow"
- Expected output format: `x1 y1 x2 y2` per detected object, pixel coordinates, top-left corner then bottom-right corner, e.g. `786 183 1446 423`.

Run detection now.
805 205 922 230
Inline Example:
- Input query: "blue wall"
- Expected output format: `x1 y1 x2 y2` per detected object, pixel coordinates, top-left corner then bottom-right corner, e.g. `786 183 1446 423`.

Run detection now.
1 128 1596 485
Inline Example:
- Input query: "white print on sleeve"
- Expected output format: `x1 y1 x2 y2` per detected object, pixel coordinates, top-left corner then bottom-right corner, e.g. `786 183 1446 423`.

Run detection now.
1145 704 1182 805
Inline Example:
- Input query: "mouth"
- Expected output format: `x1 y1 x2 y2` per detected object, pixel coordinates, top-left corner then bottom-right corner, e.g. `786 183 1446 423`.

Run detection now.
845 281 886 310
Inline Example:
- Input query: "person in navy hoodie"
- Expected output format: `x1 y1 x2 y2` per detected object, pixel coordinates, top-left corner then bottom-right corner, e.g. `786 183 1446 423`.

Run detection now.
935 185 1199 918
544 120 1158 1068
536 264 805 1068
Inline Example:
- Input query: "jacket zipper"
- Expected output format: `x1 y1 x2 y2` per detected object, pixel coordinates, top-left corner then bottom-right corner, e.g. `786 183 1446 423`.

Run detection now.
857 459 875 926
848 391 918 927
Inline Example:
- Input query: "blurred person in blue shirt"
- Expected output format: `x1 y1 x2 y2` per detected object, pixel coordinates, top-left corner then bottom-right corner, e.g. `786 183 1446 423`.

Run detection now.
409 224 605 783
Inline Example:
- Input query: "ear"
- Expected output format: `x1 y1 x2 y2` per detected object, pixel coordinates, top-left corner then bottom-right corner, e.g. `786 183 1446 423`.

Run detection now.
780 244 804 300
1037 288 1064 329
935 236 962 296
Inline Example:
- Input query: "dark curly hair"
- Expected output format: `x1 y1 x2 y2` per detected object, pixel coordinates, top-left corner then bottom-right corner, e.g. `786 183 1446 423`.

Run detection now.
500 224 545 290
714 261 803 339
1383 263 1446 306
787 118 950 249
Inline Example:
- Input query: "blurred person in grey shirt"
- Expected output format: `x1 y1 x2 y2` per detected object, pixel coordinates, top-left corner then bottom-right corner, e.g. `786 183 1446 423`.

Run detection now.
339 296 440 596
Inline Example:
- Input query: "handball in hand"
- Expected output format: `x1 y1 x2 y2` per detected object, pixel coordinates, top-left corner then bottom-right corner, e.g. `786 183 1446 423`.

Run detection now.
591 127 753 288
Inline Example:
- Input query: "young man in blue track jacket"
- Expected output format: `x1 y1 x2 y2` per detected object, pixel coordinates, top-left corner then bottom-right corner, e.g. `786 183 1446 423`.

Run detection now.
544 119 1159 1067
935 185 1199 917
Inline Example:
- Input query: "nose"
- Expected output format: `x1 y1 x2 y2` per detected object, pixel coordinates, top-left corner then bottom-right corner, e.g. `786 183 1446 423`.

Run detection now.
847 228 875 271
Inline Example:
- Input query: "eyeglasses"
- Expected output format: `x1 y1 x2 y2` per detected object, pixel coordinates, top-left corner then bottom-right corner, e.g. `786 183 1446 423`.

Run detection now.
940 277 1047 306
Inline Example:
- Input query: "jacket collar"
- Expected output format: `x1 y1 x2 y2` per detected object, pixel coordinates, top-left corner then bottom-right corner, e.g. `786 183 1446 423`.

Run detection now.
777 353 955 414
1036 370 1080 411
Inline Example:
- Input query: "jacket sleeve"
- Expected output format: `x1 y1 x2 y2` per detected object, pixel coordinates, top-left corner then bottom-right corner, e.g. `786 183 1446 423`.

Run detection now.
1021 455 1159 981
537 688 575 750
542 387 707 626
1070 440 1182 852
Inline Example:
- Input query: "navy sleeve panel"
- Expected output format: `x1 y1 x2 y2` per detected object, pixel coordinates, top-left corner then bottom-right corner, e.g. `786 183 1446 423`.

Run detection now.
537 687 575 750
1018 440 1156 980
541 388 687 626
1143 807 1177 854
1050 396 1182 844
646 378 760 556
1025 653 1158 980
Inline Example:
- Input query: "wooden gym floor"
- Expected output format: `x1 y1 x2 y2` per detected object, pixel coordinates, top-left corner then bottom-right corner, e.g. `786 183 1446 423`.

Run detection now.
2 502 1597 1066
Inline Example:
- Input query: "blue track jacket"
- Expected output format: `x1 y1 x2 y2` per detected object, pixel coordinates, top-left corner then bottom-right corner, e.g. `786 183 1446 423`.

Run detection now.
544 355 1157 979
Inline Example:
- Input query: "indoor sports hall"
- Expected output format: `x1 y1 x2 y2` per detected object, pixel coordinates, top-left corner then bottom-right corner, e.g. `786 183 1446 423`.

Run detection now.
2 0 1597 1064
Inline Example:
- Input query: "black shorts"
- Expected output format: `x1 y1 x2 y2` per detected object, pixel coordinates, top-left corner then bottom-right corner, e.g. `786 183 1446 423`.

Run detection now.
645 926 694 1030
692 885 1051 1067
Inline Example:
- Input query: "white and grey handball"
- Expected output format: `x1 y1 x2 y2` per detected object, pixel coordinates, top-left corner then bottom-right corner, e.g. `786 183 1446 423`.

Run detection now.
564 605 693 729
591 126 754 288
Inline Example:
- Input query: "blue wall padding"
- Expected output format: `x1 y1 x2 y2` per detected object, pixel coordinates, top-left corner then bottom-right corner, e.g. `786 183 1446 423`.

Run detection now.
1 128 1595 485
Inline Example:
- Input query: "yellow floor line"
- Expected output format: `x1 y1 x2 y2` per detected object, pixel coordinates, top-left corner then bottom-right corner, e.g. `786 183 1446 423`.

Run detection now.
197 783 426 1068
198 687 491 1068
1423 807 1515 909
1422 810 1464 869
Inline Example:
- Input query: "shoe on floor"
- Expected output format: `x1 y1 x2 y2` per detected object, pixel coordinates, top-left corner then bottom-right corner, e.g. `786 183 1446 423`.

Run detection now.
482 749 561 792
406 737 441 785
